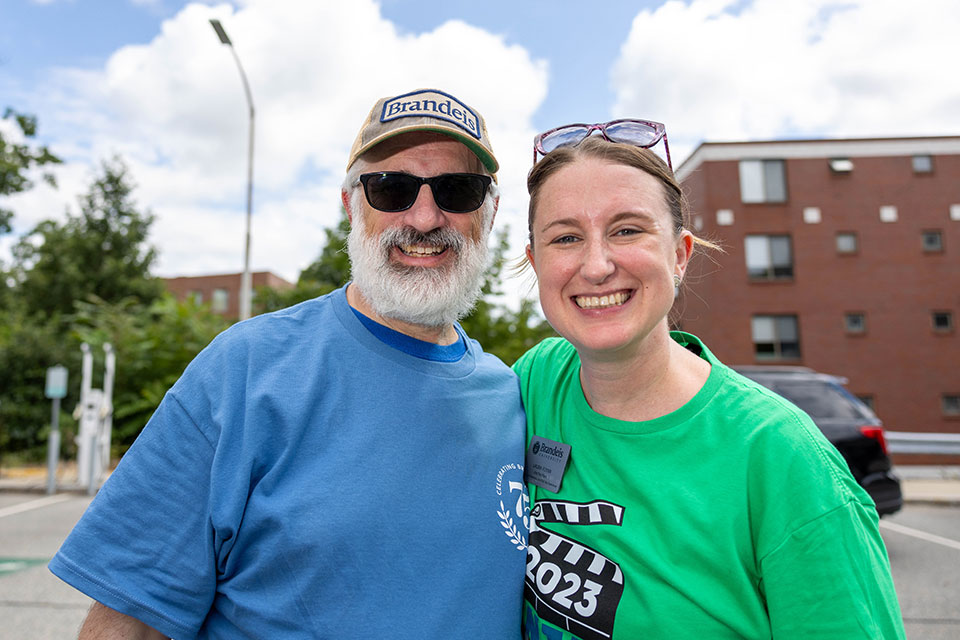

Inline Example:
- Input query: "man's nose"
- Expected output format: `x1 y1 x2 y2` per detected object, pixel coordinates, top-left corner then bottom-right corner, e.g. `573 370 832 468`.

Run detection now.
401 184 446 232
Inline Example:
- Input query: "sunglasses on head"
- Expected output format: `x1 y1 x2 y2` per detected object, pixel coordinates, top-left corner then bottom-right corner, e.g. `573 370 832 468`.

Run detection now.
533 118 672 170
358 172 492 214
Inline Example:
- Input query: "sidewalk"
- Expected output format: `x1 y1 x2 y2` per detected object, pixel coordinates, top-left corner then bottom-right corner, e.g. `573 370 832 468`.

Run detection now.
3 463 960 505
895 465 960 506
0 463 106 494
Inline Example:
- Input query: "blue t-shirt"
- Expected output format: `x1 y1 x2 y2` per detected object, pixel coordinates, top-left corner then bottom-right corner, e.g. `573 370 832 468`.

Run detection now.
50 285 529 639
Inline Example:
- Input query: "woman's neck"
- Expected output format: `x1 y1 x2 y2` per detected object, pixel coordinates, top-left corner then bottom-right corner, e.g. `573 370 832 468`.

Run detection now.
578 330 711 422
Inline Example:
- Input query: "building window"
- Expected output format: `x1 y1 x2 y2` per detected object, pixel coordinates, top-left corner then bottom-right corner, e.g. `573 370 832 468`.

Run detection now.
212 288 230 313
836 232 858 254
189 290 203 305
751 315 800 360
739 159 787 203
879 205 898 223
716 209 734 226
932 311 953 333
829 158 854 173
844 312 866 334
922 230 943 252
944 394 960 416
951 204 960 221
912 154 933 173
745 235 793 280
803 207 821 224
857 395 875 411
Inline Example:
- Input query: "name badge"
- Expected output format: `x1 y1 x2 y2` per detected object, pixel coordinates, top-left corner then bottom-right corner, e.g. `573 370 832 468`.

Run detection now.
525 435 571 493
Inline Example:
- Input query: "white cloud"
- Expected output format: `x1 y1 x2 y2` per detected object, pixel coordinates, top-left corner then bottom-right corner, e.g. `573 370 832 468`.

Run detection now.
6 0 548 291
611 0 960 163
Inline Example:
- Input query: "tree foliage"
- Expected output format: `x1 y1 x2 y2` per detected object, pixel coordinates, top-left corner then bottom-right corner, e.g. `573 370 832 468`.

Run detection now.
0 155 174 460
0 306 75 457
0 107 62 234
11 157 164 319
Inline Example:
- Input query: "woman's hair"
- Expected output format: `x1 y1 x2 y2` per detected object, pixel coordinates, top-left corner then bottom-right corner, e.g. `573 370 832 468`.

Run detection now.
526 136 717 251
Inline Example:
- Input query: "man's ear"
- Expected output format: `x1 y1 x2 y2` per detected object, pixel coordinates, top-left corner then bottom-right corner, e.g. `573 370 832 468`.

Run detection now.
341 190 354 224
488 195 499 230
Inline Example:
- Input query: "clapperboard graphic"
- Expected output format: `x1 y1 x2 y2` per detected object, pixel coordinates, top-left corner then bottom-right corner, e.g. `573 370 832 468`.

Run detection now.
526 499 625 640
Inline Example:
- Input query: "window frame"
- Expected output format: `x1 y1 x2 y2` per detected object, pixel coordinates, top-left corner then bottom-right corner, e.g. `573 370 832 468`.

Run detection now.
739 159 788 204
922 229 944 253
932 311 954 333
844 312 866 335
212 288 230 313
751 314 801 361
744 234 794 281
835 231 858 255
943 394 960 417
912 154 934 174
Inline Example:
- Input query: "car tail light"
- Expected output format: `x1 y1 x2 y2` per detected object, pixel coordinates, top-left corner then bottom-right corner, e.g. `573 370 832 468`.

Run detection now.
860 426 889 454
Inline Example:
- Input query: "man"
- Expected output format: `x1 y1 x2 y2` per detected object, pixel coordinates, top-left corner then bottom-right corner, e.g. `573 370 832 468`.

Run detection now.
50 88 530 639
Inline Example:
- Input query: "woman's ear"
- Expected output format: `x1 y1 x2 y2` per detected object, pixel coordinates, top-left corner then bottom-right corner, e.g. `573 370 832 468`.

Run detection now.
525 243 537 274
675 229 694 278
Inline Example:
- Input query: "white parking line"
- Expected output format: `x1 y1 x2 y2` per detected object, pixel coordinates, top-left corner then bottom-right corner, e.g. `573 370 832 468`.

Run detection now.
880 520 960 552
0 494 71 519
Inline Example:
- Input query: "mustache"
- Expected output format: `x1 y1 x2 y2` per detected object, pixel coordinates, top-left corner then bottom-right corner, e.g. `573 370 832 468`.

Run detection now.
377 225 466 253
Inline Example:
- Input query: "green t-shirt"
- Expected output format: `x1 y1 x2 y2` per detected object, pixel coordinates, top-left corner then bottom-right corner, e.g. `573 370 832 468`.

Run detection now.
514 333 905 640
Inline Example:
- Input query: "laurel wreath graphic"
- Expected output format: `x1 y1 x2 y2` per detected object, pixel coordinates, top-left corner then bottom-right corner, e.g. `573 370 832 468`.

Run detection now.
498 500 527 550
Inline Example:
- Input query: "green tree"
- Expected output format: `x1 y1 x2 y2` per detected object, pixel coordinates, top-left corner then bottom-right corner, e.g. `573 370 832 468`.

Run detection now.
0 109 64 461
0 307 76 460
0 107 62 235
11 156 163 318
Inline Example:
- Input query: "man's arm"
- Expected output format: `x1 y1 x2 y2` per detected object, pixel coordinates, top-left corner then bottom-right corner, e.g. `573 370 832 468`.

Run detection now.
78 602 167 640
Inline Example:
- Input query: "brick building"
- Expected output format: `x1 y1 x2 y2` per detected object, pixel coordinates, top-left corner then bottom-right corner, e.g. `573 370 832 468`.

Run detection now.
163 271 293 318
675 136 960 437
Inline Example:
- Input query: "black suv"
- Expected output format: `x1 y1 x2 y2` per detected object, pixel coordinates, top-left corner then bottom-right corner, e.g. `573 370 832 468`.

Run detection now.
733 366 903 516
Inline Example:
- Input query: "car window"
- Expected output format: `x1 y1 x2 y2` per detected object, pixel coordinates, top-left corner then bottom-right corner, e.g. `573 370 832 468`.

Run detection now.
766 380 872 420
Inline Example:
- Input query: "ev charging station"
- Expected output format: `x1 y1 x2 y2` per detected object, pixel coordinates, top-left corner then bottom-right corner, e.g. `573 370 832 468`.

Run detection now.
74 343 115 494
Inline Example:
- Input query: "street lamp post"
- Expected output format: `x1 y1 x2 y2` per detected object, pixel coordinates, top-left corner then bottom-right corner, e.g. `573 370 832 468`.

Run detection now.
210 18 255 321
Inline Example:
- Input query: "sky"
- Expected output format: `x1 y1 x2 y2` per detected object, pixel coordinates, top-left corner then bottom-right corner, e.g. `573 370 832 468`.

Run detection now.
1 0 958 308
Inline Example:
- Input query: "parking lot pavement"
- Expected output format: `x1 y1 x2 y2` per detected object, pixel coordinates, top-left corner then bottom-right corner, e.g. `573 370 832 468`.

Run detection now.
1 465 958 639
0 492 94 640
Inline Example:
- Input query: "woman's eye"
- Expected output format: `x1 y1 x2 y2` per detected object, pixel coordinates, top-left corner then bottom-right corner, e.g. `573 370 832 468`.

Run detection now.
614 228 642 237
552 234 580 244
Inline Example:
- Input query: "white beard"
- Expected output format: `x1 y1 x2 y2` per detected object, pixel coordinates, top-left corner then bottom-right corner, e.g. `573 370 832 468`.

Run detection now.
347 207 490 328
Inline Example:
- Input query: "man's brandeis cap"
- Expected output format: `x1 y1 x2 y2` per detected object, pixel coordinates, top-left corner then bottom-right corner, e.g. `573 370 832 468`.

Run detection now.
346 88 499 175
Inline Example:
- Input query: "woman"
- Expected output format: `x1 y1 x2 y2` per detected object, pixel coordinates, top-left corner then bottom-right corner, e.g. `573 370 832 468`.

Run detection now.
515 124 905 639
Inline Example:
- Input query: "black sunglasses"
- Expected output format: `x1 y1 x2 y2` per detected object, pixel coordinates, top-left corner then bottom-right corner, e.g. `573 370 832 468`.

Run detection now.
358 172 492 214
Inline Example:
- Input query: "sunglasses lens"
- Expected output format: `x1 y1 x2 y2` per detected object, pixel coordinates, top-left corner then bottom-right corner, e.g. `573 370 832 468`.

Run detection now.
433 174 490 213
363 173 419 212
603 121 662 147
539 127 590 154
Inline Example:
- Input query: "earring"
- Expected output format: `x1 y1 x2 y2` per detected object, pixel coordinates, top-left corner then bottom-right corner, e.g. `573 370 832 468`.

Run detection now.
674 274 682 298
